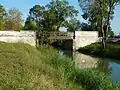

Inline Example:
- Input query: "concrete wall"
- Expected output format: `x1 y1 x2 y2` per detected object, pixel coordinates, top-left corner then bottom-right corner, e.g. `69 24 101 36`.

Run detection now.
0 31 36 46
74 31 99 50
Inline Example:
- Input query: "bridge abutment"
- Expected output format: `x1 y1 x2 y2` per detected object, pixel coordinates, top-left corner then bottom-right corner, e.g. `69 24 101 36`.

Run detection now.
73 31 99 50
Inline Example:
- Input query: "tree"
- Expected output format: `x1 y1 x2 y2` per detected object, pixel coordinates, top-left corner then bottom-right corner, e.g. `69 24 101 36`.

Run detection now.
46 0 78 31
29 5 45 32
109 31 114 38
24 16 38 30
62 18 81 31
81 23 91 31
78 0 120 48
28 0 78 32
104 0 120 39
0 4 6 30
5 8 23 31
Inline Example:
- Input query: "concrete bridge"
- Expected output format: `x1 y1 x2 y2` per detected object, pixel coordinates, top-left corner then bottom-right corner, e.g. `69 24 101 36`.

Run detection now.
40 31 100 50
0 31 100 50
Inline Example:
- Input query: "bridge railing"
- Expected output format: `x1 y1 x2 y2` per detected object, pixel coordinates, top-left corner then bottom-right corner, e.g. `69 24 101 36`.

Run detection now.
41 31 67 37
40 31 74 39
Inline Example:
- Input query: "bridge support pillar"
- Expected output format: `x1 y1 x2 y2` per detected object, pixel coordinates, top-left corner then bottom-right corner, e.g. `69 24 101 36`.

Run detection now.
73 39 76 51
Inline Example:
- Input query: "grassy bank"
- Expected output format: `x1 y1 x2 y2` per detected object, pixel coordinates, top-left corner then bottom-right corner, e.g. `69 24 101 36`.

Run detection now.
0 42 120 90
0 42 81 90
78 43 120 60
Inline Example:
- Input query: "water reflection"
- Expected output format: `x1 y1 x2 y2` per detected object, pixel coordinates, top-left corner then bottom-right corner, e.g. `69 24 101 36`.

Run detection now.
58 50 120 83
74 52 99 68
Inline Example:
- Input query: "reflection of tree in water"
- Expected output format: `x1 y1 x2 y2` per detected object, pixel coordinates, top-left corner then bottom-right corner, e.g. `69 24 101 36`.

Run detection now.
74 52 99 68
96 59 112 76
73 52 112 76
58 50 112 76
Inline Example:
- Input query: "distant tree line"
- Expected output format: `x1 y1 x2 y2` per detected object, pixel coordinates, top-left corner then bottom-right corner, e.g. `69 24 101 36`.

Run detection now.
0 4 23 31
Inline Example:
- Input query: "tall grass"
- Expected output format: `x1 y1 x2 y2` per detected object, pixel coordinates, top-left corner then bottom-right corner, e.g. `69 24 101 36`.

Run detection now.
0 42 81 90
37 45 120 90
0 42 119 90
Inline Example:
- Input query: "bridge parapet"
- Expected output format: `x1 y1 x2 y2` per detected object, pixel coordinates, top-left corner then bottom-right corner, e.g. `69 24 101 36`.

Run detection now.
0 31 36 46
74 31 99 50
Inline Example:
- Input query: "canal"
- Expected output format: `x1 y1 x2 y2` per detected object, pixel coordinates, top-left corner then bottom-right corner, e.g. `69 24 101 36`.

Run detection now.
58 50 120 83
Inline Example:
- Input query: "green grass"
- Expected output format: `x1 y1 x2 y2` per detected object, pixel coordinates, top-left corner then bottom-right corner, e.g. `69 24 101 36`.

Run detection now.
0 42 120 90
78 43 120 60
0 42 81 90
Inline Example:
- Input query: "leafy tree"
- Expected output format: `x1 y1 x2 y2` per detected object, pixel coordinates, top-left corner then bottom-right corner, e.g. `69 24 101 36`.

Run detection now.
5 8 23 31
81 23 91 31
104 0 120 39
29 5 45 32
108 27 114 38
28 0 78 32
24 16 38 30
78 0 120 48
63 18 81 31
46 0 78 31
0 4 6 30
109 31 114 38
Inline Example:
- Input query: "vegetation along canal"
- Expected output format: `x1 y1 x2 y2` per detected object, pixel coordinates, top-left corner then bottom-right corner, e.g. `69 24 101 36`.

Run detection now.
58 50 120 83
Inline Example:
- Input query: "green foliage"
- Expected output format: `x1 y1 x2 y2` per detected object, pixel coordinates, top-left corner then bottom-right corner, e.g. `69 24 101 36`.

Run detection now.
78 43 120 59
81 23 90 31
62 18 81 31
4 8 23 31
78 0 120 38
26 0 78 32
108 30 114 38
46 0 78 30
23 17 38 30
0 4 6 30
78 0 99 31
74 69 120 90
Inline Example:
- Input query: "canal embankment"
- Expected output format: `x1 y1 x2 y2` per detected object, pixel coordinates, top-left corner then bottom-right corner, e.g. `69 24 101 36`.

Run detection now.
0 42 81 90
0 42 120 90
78 43 120 60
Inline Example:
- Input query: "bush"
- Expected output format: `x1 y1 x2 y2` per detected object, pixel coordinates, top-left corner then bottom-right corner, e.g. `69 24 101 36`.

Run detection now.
74 69 120 90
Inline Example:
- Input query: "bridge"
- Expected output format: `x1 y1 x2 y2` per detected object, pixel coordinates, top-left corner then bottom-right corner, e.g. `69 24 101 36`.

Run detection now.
0 31 100 50
39 31 100 50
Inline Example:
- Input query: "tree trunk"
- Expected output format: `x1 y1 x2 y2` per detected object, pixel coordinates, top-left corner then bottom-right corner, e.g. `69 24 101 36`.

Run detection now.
99 0 106 49
105 3 112 40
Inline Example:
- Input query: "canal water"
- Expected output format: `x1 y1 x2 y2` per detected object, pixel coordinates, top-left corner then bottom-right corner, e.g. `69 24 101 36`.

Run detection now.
58 50 120 83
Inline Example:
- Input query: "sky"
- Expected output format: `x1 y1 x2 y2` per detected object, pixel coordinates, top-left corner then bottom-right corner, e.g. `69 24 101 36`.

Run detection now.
0 0 120 34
